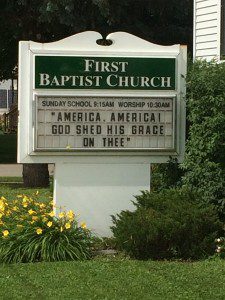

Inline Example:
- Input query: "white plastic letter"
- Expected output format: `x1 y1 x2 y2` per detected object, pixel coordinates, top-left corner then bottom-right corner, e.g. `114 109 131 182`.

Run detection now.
39 73 50 86
84 59 95 72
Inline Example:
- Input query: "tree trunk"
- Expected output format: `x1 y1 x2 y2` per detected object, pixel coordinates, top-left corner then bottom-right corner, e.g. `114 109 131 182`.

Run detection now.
23 164 49 187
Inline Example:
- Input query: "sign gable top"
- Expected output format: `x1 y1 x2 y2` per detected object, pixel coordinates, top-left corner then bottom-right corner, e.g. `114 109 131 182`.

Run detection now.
23 31 180 55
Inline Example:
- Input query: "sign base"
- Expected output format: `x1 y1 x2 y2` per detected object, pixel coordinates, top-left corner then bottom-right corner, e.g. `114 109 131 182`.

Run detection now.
54 163 150 236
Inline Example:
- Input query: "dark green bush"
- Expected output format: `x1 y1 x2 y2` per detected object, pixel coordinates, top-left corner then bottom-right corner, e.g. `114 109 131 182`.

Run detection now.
151 60 225 212
183 60 225 209
151 158 183 192
111 189 222 260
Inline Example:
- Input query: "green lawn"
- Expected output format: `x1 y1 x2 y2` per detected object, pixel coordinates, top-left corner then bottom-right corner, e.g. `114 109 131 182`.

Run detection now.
0 259 224 299
0 178 52 201
0 184 52 201
0 176 23 183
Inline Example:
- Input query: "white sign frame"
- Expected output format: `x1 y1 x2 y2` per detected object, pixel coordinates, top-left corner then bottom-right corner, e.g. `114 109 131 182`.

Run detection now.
18 31 186 164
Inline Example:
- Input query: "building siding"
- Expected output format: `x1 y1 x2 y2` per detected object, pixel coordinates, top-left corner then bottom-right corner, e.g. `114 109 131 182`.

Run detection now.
0 90 17 114
194 0 220 60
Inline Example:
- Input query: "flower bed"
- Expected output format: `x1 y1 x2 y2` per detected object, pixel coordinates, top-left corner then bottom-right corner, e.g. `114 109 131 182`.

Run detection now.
0 192 93 263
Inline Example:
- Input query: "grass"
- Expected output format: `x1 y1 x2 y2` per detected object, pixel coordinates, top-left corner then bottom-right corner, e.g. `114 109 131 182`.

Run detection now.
0 176 23 183
0 177 52 201
0 133 17 163
0 259 225 299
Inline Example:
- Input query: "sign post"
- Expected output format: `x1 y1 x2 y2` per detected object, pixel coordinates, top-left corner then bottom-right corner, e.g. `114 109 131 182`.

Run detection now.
18 32 186 236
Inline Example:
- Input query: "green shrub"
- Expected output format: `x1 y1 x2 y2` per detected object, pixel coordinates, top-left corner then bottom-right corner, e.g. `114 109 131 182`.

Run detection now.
151 158 183 192
0 194 93 263
183 60 225 209
151 60 225 211
111 189 222 260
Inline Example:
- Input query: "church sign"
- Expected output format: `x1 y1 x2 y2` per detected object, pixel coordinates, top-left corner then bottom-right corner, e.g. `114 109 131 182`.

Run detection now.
18 31 186 163
35 56 176 90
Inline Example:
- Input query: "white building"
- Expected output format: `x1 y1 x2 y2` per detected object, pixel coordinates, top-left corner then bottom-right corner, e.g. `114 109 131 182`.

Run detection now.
0 80 17 114
193 0 224 61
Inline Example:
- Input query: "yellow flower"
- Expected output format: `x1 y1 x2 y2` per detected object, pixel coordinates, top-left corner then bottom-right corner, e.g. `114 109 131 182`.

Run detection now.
47 221 53 228
36 191 39 195
49 211 55 217
32 216 38 221
22 196 29 202
17 195 23 198
80 222 87 229
60 226 63 232
2 230 9 237
65 223 71 229
58 212 65 219
0 200 5 211
36 228 43 235
22 203 28 208
12 206 18 212
39 203 46 209
67 210 75 220
1 196 6 201
28 209 35 215
42 217 48 222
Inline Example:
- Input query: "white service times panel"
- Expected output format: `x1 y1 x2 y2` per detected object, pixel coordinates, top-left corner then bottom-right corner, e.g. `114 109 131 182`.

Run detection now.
35 96 175 151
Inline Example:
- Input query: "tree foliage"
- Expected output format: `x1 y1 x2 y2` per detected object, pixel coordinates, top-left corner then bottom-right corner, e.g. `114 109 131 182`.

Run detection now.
0 0 193 80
